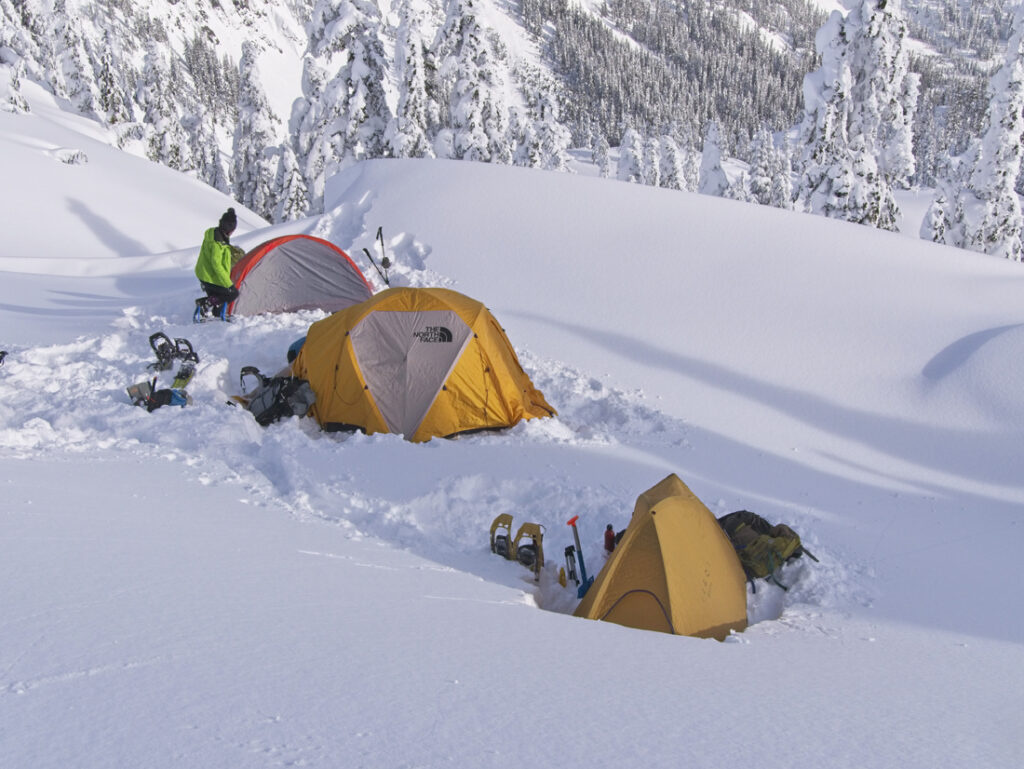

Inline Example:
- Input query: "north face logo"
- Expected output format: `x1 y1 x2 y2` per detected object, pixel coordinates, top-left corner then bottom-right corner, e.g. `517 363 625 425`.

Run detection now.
413 326 453 343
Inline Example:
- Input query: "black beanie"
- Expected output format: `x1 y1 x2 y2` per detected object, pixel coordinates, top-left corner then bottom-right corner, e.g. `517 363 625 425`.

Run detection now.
219 207 237 233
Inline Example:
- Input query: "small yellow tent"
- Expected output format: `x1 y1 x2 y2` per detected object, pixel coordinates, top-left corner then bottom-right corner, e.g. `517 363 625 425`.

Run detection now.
292 287 555 442
574 474 748 640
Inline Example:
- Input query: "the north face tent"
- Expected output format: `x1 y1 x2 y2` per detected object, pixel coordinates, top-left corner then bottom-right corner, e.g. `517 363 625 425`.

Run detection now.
228 235 373 316
574 474 748 640
292 287 556 442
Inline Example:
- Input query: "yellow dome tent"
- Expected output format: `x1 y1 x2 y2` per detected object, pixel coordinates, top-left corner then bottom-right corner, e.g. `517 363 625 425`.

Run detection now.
574 474 749 640
292 287 555 442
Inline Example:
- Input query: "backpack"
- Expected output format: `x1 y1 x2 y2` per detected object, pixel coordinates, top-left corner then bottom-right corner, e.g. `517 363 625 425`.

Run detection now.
239 366 316 426
717 510 807 589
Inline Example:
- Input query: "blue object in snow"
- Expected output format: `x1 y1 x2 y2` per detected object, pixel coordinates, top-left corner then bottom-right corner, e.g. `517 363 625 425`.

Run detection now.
287 336 307 364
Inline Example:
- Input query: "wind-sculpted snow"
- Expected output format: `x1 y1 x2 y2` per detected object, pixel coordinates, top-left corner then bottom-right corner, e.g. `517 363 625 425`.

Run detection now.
3 92 1024 766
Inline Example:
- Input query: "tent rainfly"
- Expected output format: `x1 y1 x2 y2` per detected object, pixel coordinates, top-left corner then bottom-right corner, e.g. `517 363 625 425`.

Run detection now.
292 287 556 442
229 235 373 316
574 474 749 640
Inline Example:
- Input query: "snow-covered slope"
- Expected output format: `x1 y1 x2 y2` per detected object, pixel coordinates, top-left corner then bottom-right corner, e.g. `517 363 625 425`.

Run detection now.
1 84 1022 768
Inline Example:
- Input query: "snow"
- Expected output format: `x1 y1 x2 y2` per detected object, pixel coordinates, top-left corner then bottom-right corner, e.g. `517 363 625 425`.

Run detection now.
2 80 1023 769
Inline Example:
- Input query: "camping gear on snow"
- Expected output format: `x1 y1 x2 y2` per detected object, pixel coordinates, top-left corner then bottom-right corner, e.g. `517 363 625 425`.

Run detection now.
573 474 749 640
513 522 545 580
717 510 817 591
237 366 316 426
286 336 307 364
362 226 391 286
147 332 198 372
489 515 545 580
292 287 556 442
127 378 191 411
490 513 514 558
228 235 374 317
128 333 198 411
563 545 580 588
566 515 595 598
193 295 230 323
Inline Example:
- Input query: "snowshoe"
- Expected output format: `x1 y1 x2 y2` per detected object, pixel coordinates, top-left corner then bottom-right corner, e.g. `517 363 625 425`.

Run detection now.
147 332 177 371
193 296 229 323
171 361 196 390
174 336 199 363
131 334 200 410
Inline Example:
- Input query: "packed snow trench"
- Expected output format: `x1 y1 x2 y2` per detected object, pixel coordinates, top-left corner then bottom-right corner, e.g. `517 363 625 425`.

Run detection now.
0 290 845 632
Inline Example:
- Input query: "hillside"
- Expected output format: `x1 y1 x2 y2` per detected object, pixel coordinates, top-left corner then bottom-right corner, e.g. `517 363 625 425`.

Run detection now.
2 0 1012 214
2 75 1022 768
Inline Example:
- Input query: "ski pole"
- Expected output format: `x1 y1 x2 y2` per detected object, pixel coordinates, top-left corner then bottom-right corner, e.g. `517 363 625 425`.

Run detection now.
376 226 391 274
361 247 389 286
361 226 391 287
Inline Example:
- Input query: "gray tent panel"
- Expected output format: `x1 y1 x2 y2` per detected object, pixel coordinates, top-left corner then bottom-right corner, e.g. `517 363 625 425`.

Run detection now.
232 238 372 316
350 310 472 437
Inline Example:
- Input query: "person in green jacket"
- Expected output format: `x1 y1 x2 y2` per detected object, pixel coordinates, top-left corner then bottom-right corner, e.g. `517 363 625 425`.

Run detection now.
195 208 240 315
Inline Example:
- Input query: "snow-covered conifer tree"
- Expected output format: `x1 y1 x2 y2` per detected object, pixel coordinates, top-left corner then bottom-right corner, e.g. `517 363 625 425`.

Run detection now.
682 146 700 192
798 1 916 230
846 131 894 227
594 132 611 178
658 135 685 191
511 110 542 167
768 146 795 210
52 1 98 118
138 41 191 171
944 5 1024 260
748 127 777 206
921 153 964 245
388 0 438 159
533 89 571 171
325 2 392 163
290 54 329 208
435 0 513 163
920 190 951 244
641 135 660 187
96 29 133 125
838 0 918 189
185 111 230 194
0 0 34 68
0 56 30 114
726 171 752 202
294 0 392 211
698 122 729 197
616 127 643 183
799 60 884 223
274 145 310 222
233 42 280 222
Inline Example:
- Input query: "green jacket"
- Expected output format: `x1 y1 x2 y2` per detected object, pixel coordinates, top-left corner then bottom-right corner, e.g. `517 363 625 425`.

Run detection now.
194 227 234 288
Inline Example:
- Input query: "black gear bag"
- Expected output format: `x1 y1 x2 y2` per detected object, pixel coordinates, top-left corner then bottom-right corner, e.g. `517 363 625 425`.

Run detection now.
239 366 316 426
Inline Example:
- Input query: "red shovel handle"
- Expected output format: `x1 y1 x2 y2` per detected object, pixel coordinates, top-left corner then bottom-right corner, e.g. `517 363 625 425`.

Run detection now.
566 515 579 527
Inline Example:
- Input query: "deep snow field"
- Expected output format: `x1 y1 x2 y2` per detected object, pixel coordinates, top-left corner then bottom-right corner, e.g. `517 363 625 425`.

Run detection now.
1 80 1022 768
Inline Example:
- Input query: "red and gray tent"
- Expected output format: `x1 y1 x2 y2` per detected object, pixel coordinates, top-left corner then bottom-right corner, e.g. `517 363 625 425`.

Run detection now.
228 235 374 316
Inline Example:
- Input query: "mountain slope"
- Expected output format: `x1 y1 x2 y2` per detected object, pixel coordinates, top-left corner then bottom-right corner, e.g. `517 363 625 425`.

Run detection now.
1 40 1022 769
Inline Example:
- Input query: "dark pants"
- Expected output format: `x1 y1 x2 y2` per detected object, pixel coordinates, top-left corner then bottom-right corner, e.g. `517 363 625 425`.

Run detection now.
200 281 239 304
